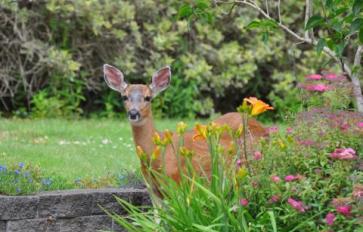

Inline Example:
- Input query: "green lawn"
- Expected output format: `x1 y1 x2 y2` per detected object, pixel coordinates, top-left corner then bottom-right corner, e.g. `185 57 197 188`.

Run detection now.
0 118 198 180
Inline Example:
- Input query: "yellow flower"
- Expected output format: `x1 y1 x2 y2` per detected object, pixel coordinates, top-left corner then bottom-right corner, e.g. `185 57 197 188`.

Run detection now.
243 97 274 116
163 129 173 145
179 146 194 158
192 124 207 141
176 121 187 135
236 167 248 181
152 132 162 145
151 146 161 160
235 125 244 138
227 143 237 156
136 146 147 161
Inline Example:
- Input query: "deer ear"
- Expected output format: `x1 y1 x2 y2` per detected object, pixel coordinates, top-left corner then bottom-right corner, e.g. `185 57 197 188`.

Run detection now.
103 64 127 93
150 66 171 97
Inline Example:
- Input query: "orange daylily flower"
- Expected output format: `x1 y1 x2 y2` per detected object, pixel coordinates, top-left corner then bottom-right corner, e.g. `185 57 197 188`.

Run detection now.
136 146 147 161
163 129 173 145
179 146 194 158
192 124 207 141
151 146 161 160
244 97 274 116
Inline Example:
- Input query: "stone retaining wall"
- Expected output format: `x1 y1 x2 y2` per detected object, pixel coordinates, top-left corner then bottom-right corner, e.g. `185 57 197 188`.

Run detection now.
0 188 150 232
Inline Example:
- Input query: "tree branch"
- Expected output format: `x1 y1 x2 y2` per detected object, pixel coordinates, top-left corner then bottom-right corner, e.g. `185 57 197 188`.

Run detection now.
351 45 363 112
215 0 363 112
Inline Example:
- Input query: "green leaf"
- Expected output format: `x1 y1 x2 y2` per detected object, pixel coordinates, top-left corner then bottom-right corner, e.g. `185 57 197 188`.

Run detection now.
262 31 269 44
316 38 326 54
195 0 210 10
261 19 278 29
178 4 193 19
325 0 334 8
246 20 262 29
353 0 363 15
267 211 277 232
305 15 324 30
359 28 363 43
350 18 363 33
334 42 346 57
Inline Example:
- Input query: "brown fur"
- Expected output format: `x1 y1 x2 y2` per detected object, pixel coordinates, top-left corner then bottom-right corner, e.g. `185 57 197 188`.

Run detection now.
121 85 267 198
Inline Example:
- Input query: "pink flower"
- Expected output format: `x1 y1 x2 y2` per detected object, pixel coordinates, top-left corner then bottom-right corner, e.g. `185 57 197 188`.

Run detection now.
286 127 293 134
340 122 350 131
357 121 363 128
304 84 330 92
298 139 315 146
330 148 357 160
285 175 297 182
236 159 242 168
312 84 330 92
353 184 363 199
267 126 279 134
240 198 249 206
269 195 280 203
336 205 351 217
287 198 306 213
271 175 281 183
325 212 336 226
305 74 322 80
323 73 337 80
253 151 262 160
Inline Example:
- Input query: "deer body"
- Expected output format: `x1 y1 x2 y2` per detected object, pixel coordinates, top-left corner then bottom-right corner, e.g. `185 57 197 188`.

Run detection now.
103 64 267 197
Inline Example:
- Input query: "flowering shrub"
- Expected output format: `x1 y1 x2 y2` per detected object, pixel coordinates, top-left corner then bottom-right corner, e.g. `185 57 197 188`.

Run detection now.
108 93 362 231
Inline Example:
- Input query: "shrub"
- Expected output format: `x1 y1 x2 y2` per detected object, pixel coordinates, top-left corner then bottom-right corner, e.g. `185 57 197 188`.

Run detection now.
0 1 336 118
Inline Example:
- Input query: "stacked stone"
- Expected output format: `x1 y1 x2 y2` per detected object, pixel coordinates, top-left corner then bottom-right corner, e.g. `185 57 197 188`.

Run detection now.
0 188 150 232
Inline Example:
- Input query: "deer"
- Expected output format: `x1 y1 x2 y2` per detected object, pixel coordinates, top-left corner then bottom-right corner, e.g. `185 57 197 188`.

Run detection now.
103 64 267 198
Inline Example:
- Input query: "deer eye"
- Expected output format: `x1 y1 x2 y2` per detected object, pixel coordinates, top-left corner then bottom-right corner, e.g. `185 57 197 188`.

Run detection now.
144 96 152 102
122 95 128 101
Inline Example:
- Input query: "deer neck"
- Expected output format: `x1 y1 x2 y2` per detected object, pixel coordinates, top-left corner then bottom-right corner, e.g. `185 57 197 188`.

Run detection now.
131 112 156 158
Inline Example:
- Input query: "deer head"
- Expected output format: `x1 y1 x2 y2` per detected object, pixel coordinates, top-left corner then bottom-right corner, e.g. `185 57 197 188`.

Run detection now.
103 64 171 125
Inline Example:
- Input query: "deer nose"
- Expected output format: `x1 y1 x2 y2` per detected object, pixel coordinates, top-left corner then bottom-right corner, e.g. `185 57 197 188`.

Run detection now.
128 109 140 121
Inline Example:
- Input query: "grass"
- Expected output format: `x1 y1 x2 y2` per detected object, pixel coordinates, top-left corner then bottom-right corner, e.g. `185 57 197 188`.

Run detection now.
0 118 199 181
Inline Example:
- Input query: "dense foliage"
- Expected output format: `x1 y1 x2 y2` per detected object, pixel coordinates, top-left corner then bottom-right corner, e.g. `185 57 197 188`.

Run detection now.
107 74 363 231
0 0 341 119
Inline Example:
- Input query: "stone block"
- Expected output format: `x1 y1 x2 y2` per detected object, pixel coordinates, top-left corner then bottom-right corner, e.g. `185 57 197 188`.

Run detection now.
59 215 117 232
0 196 38 220
6 218 60 232
0 221 6 232
38 191 92 218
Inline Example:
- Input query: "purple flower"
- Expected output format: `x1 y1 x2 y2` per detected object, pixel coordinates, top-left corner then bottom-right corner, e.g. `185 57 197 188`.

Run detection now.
18 162 24 169
0 165 6 172
42 178 52 186
336 205 351 217
325 212 336 226
14 170 21 175
287 198 306 213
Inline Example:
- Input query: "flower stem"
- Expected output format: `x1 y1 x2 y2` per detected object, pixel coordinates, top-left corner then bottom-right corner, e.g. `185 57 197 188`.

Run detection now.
242 113 251 174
